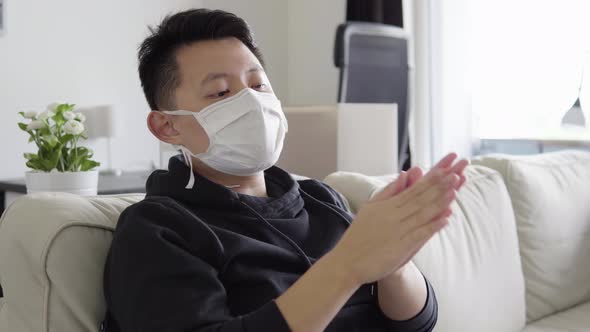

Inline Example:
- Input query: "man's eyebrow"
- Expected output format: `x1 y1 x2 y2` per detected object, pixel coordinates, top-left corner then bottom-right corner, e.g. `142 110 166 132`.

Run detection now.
201 72 228 86
201 65 264 86
247 64 264 73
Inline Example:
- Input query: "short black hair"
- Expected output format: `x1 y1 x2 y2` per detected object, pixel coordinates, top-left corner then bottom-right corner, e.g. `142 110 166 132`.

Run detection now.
138 9 264 110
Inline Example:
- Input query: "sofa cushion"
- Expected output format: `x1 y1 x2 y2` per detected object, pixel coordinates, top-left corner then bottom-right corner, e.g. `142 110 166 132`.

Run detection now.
324 166 526 332
522 301 590 332
0 192 143 332
473 151 590 322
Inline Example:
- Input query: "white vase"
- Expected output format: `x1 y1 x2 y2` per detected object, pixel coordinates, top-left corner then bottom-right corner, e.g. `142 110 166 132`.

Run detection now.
25 170 99 196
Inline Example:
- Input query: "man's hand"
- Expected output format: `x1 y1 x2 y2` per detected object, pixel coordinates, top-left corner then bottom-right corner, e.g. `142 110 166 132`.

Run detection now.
330 154 465 286
368 153 469 321
371 153 468 204
370 153 469 274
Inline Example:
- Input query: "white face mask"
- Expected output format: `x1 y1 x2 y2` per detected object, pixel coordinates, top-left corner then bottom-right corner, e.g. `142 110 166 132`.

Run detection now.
159 88 288 189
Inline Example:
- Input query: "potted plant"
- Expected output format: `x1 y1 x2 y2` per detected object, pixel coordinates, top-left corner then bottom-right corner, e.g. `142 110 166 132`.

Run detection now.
18 103 101 195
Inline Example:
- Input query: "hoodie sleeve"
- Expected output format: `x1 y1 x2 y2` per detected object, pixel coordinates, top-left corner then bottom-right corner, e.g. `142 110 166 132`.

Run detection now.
104 199 291 332
379 277 438 332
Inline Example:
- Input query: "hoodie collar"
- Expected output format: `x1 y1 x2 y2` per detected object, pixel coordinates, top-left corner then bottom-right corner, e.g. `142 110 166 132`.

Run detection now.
146 155 304 218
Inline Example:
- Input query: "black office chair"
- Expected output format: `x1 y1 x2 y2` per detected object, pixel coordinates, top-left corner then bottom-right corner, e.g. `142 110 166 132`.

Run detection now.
334 22 412 171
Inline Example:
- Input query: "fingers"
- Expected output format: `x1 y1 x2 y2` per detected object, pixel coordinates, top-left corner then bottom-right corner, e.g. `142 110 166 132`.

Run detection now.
431 157 468 191
390 171 409 196
393 154 466 200
393 168 454 210
433 153 458 170
392 177 455 225
370 165 423 202
450 159 469 175
407 167 423 187
382 154 466 217
404 187 456 229
402 217 450 261
456 174 467 190
431 206 453 222
401 153 456 200
405 216 449 245
371 171 408 202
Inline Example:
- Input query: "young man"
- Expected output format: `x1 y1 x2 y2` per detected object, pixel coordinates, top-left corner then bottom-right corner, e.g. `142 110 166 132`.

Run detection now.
102 8 468 332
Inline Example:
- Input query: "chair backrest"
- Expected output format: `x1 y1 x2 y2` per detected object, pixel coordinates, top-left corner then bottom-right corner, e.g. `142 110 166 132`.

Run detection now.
334 22 411 170
0 193 144 332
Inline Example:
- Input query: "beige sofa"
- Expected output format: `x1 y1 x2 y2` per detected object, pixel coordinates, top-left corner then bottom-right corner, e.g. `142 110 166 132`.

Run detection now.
1 151 590 331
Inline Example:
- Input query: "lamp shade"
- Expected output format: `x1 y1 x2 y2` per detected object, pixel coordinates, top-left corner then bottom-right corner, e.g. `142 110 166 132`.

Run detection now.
77 105 117 139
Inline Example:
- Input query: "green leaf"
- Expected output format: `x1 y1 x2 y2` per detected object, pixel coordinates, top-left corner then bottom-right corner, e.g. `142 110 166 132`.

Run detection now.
59 134 74 145
39 140 52 152
80 159 100 172
53 111 65 122
38 125 51 137
23 153 37 160
26 159 44 171
18 111 25 118
38 145 62 171
28 136 35 143
56 104 74 115
39 159 54 170
18 122 28 131
69 147 91 171
56 104 67 114
68 146 90 159
42 134 59 148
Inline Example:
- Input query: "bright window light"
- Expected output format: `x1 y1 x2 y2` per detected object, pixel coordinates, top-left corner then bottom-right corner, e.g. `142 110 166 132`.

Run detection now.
472 0 590 139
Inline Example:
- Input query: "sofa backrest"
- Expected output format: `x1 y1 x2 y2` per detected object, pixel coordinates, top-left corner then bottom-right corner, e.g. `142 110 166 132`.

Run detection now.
0 192 143 332
325 165 527 332
473 150 590 322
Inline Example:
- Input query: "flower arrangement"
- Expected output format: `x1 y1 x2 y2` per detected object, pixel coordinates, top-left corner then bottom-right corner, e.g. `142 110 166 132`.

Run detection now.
18 103 100 172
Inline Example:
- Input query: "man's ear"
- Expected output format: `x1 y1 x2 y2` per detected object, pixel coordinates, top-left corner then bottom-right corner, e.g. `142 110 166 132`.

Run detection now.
147 111 182 145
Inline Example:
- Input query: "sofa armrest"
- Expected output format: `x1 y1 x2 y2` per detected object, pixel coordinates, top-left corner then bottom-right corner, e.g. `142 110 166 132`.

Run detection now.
0 192 143 332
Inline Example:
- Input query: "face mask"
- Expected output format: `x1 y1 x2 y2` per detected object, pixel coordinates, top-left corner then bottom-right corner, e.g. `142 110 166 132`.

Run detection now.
159 88 288 189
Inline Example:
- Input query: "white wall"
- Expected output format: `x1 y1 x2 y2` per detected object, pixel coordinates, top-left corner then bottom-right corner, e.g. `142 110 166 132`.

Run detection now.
4 1 415 179
0 0 200 179
203 0 346 106
286 0 346 106
200 0 290 103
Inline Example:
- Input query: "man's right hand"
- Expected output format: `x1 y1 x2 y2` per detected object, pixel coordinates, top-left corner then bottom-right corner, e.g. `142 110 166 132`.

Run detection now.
330 155 463 286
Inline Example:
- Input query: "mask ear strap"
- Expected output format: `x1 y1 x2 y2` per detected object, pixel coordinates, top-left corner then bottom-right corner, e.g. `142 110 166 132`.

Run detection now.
157 110 196 189
156 110 195 116
180 147 196 189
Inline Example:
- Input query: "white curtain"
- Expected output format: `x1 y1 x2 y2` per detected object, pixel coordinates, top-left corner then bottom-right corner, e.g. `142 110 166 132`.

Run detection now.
411 0 473 167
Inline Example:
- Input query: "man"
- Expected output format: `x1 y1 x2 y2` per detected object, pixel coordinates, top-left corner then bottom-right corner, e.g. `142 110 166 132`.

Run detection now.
103 8 468 332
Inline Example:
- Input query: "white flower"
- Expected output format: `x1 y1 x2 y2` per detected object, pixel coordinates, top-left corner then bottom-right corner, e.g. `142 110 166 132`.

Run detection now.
22 111 38 119
46 102 60 112
74 112 86 123
26 120 45 130
63 111 76 120
36 110 55 121
63 120 85 135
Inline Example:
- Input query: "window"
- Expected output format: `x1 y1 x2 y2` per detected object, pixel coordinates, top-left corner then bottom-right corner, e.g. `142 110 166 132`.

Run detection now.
472 0 590 140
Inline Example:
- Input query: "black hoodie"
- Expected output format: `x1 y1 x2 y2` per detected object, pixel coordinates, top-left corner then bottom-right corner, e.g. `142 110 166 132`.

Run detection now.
102 156 437 332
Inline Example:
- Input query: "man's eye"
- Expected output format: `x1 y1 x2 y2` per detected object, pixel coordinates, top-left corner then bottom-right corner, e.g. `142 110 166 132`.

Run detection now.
252 84 267 90
215 90 230 98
